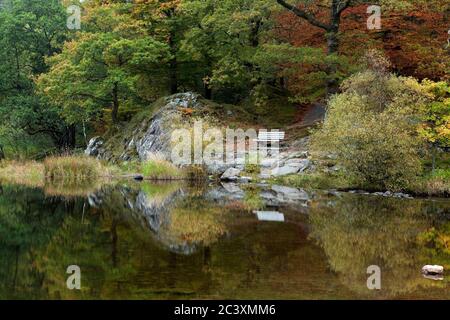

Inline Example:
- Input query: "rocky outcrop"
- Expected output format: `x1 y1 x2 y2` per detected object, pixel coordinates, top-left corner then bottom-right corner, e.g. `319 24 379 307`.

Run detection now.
85 136 105 158
85 92 206 163
85 92 317 178
259 137 313 178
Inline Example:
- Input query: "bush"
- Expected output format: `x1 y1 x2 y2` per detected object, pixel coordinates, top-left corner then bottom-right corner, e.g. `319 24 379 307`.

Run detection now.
44 155 102 182
242 185 264 211
141 158 184 180
311 70 428 191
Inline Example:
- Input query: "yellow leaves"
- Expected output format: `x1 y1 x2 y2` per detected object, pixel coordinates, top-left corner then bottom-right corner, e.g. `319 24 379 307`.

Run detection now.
312 70 427 190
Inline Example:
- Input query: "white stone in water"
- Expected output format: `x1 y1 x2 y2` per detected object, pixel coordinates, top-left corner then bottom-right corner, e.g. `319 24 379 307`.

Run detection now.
422 274 444 281
422 265 444 275
254 211 285 222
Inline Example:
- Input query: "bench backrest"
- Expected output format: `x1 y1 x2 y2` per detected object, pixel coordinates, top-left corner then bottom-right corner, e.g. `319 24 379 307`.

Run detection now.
257 131 285 140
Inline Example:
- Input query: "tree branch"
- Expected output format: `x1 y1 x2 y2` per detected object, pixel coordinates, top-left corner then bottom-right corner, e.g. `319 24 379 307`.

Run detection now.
276 0 331 31
337 0 351 15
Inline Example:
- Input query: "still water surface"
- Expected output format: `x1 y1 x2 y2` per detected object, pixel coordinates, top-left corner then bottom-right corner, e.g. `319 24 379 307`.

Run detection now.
0 182 449 299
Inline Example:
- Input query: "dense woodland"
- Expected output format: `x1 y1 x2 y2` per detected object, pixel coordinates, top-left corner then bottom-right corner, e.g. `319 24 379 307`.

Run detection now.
0 0 448 193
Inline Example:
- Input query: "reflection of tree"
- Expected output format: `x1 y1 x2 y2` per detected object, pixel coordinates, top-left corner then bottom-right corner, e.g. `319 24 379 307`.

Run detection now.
417 222 450 270
3 182 448 299
0 185 79 299
309 195 450 298
160 197 227 248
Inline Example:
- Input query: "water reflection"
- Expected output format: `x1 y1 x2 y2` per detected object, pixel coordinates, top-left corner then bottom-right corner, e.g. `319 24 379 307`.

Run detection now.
309 194 450 299
0 183 448 299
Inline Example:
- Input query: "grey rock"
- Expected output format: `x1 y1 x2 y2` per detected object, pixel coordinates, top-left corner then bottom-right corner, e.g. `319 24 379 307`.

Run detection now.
206 161 242 175
221 167 242 181
85 136 104 157
270 159 310 177
260 158 279 168
285 151 309 160
85 92 204 163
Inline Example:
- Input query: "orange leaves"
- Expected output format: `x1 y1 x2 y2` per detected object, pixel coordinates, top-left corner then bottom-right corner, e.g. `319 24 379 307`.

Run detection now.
275 4 449 81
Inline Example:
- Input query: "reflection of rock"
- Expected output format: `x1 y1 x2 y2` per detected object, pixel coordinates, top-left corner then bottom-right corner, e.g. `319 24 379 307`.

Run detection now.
207 183 311 208
207 183 245 202
135 189 183 233
88 184 198 254
260 185 310 207
87 192 103 207
221 183 245 194
422 274 444 281
349 190 414 199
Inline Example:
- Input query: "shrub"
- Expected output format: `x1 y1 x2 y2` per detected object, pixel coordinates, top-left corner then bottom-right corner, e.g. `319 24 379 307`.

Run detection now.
242 185 264 211
311 70 428 191
44 155 102 182
141 158 184 180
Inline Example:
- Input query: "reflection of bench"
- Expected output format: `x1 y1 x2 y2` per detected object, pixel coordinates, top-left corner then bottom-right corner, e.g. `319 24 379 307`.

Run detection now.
254 131 286 151
254 211 285 222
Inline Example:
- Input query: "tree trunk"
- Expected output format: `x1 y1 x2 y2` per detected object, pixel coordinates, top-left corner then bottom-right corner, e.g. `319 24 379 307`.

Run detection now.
432 143 437 173
112 82 119 124
0 144 4 160
204 83 212 100
276 0 348 96
169 58 178 94
325 27 340 95
67 124 76 149
58 125 76 151
169 34 178 94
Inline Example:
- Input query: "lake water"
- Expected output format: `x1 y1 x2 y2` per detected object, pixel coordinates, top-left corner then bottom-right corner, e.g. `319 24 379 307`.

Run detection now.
0 181 449 300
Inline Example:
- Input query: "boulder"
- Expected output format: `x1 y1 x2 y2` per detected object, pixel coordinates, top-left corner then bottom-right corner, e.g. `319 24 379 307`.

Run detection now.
85 136 104 157
220 167 242 181
206 161 243 175
270 159 310 177
84 92 206 164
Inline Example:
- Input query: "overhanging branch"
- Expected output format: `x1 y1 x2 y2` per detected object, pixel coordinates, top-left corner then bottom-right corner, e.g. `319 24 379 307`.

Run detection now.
276 0 331 31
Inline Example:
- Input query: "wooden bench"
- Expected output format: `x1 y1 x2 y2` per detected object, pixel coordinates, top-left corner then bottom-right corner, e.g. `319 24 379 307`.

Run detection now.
253 131 286 151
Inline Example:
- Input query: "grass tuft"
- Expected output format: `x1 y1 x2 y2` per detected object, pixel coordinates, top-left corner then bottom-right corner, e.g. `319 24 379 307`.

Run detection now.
44 155 103 182
141 157 185 180
0 160 44 187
